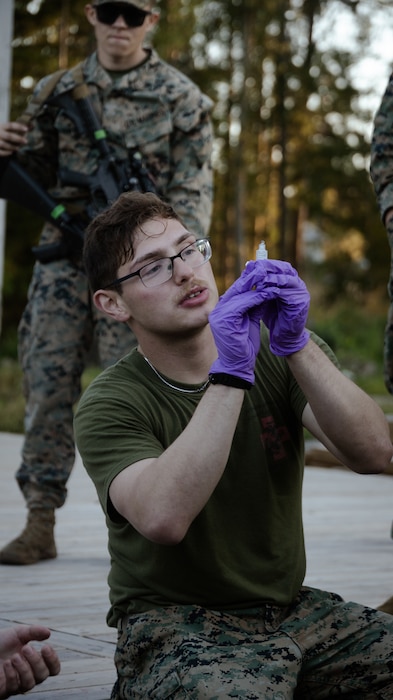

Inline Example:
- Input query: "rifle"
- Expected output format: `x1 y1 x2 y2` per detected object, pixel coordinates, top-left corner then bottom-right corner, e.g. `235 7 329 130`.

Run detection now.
0 80 159 263
0 156 85 263
48 83 159 220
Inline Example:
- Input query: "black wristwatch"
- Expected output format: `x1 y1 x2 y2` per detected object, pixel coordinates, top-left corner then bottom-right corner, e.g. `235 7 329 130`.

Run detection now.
208 373 253 390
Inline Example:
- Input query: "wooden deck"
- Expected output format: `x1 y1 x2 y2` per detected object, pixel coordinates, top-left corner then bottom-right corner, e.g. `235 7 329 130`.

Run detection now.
1 431 393 698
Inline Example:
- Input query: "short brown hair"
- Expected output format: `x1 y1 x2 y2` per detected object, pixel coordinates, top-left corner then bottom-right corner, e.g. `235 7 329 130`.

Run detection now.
83 191 183 292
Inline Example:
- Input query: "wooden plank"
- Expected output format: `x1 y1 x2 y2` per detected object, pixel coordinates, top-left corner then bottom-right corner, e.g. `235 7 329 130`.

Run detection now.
30 687 113 699
302 464 393 609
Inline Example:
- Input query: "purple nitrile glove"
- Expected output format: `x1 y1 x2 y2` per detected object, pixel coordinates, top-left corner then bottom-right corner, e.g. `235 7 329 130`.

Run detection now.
208 264 270 384
247 259 310 356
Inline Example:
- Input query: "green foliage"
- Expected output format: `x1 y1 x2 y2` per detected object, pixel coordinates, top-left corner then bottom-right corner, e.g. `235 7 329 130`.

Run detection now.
308 298 387 382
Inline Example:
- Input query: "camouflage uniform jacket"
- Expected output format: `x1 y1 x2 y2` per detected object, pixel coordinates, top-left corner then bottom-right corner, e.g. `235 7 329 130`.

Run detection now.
370 71 393 224
17 49 214 241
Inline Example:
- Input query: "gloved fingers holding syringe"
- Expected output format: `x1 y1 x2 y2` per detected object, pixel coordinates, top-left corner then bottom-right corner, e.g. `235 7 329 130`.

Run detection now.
208 242 310 384
246 242 310 357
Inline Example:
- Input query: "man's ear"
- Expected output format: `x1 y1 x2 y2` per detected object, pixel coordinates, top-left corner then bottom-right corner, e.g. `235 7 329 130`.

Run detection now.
84 4 97 27
93 289 131 322
147 11 160 31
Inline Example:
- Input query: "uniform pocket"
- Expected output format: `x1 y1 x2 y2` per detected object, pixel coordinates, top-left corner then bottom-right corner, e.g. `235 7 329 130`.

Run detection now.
149 670 190 699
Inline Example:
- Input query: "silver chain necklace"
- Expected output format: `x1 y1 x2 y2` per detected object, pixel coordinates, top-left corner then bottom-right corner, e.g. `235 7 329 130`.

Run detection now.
143 355 210 394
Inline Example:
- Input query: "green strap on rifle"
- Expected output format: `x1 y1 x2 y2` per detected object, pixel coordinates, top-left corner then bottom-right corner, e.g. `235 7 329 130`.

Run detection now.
50 203 67 219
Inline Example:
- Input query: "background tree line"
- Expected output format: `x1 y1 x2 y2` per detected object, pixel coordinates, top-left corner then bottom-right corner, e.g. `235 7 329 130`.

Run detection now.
2 0 393 363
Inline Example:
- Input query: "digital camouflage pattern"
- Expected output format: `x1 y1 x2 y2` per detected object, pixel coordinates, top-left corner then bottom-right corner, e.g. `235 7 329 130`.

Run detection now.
370 72 393 224
14 50 213 509
370 72 393 393
383 218 393 394
111 588 393 699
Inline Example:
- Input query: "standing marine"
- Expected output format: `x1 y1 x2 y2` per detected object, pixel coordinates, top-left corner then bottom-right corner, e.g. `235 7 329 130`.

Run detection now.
0 0 213 565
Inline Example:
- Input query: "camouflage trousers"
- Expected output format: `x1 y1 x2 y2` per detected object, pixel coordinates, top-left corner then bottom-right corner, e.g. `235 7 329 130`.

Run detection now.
384 218 393 393
16 256 135 510
111 587 393 699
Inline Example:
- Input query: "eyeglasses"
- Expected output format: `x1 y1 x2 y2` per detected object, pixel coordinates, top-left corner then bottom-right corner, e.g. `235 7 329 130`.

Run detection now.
103 238 212 289
93 3 151 28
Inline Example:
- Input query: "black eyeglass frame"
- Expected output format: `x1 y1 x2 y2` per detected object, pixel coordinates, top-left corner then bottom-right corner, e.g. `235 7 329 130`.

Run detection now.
102 238 212 289
93 2 152 28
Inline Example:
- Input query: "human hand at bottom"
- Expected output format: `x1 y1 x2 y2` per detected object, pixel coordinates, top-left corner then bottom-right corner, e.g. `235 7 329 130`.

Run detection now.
0 625 60 699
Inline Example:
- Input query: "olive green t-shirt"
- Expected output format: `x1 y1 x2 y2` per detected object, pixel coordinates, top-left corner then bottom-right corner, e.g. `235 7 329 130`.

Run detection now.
74 327 337 627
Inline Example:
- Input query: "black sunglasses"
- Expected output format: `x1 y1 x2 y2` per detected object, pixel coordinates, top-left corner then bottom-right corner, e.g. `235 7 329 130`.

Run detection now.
93 3 151 27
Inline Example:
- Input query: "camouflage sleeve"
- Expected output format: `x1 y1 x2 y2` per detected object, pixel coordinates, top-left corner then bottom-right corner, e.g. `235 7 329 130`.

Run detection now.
165 91 214 238
370 71 393 223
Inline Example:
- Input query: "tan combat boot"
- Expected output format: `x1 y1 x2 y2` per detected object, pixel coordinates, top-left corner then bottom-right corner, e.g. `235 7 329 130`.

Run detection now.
0 508 57 565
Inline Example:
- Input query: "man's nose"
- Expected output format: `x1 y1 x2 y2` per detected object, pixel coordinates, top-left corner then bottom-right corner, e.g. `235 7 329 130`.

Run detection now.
172 255 194 281
113 14 128 27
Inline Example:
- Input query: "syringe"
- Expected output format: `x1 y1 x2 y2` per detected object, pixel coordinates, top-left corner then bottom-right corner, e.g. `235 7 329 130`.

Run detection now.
256 241 268 260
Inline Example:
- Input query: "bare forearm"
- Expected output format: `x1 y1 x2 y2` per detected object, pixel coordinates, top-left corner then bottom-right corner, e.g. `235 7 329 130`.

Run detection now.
111 384 245 544
288 339 393 473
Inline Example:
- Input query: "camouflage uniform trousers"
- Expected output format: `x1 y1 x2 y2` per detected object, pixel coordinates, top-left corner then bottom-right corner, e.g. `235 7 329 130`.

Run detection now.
111 587 393 699
16 256 135 510
384 217 393 394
